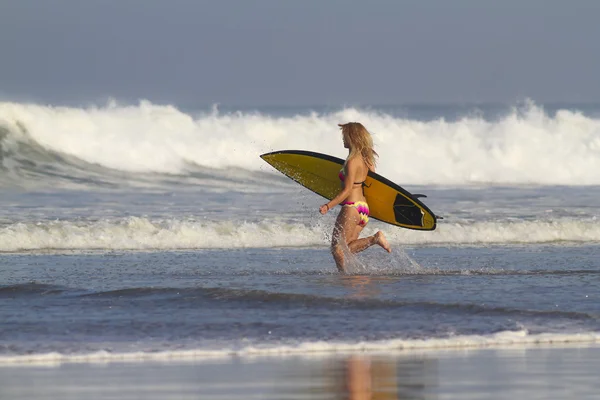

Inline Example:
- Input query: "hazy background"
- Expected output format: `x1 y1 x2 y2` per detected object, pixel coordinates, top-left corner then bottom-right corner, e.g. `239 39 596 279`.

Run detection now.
1 0 599 107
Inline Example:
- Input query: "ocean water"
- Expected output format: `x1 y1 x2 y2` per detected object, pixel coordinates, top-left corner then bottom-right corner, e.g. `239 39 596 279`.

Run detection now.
1 100 600 366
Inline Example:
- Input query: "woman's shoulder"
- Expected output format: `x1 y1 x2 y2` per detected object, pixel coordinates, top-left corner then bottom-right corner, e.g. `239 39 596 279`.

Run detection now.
347 154 373 173
346 154 365 165
345 154 363 167
349 154 376 173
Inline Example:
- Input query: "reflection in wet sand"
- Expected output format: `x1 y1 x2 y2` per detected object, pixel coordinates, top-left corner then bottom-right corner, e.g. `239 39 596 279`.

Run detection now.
327 354 437 400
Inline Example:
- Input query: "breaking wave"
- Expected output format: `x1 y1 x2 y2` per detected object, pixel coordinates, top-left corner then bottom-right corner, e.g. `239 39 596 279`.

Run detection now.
2 100 600 187
1 330 600 365
1 217 599 252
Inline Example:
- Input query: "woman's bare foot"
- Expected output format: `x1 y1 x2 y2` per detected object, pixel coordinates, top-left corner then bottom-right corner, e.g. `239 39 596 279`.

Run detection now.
375 231 392 253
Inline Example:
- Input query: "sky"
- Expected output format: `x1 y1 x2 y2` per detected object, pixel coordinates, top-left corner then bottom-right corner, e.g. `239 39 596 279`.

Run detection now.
1 0 599 107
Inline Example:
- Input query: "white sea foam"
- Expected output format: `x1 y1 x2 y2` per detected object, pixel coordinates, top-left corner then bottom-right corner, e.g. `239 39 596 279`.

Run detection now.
2 100 600 185
1 330 599 366
1 217 599 252
0 218 324 252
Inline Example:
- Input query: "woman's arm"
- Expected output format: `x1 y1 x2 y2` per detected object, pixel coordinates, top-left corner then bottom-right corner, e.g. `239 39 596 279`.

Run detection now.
319 157 361 214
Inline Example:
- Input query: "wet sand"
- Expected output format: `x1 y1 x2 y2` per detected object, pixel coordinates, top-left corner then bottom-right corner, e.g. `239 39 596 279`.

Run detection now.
1 344 600 400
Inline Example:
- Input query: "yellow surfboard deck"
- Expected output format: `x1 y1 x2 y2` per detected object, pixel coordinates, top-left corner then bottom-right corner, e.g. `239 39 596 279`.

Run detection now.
260 150 437 231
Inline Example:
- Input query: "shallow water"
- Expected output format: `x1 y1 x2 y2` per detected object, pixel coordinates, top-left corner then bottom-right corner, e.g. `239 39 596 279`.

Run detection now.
1 242 600 361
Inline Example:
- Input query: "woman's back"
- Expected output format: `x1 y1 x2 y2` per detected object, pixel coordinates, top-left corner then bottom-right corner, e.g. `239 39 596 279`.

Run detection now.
341 155 371 202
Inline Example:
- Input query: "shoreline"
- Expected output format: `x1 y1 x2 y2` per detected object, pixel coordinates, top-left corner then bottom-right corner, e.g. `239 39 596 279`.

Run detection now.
2 333 600 367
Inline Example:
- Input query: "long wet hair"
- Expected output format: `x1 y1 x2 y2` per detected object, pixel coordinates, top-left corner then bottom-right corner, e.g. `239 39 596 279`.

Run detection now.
338 122 378 169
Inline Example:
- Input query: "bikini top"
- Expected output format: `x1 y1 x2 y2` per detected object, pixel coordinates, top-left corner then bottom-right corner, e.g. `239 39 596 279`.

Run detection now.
338 168 366 186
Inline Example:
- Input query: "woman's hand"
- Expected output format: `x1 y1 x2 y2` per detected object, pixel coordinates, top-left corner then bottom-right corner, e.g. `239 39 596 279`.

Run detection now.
319 204 330 215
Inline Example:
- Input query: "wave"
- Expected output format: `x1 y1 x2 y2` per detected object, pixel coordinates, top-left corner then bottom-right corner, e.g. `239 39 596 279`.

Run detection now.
9 284 596 323
1 330 599 365
1 217 600 252
77 286 597 322
0 283 65 297
0 111 286 190
2 100 600 187
4 283 597 324
0 217 324 251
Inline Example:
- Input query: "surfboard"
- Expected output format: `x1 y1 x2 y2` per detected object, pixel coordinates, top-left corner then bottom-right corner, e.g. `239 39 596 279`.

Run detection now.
260 150 437 231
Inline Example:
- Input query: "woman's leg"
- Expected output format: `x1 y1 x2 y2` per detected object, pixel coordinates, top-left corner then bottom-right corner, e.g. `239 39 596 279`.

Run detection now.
331 207 392 272
348 228 391 254
347 228 374 253
331 206 361 272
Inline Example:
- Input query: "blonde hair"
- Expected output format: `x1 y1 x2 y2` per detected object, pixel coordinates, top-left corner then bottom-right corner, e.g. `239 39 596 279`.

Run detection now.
338 122 378 168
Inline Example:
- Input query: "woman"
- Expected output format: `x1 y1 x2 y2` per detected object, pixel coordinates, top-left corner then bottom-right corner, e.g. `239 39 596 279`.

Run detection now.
319 122 391 272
